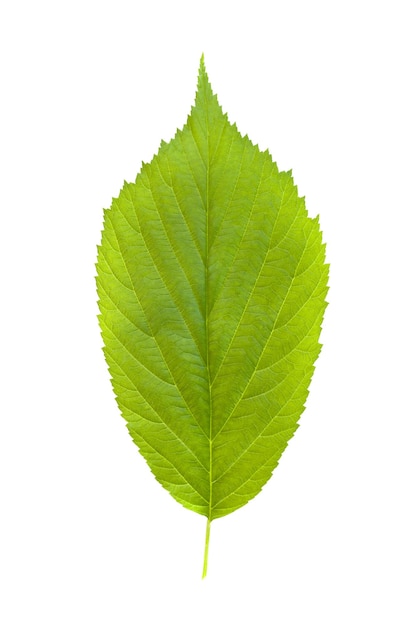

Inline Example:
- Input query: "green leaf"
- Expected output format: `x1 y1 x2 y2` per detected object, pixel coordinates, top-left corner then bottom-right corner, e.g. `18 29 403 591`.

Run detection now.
96 56 329 576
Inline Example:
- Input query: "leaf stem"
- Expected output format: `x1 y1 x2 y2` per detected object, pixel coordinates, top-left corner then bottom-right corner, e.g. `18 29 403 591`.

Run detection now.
202 517 211 578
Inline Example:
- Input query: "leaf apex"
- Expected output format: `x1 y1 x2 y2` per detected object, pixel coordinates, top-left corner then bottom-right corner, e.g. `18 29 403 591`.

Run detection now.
199 52 205 72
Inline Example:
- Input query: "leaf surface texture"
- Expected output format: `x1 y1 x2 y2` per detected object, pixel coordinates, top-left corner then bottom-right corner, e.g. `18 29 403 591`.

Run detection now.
96 58 328 522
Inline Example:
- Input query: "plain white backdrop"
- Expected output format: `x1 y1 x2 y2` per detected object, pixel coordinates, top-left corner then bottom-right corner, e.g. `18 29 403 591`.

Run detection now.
1 1 415 624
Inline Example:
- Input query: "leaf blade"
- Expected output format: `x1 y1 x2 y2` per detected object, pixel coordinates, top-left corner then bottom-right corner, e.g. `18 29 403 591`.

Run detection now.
96 57 329 527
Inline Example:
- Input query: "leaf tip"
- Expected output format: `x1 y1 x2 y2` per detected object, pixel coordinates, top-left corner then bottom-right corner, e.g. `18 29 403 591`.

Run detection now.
198 53 209 87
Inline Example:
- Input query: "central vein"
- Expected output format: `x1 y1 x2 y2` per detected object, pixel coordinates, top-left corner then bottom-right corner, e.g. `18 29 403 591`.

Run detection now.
202 85 212 578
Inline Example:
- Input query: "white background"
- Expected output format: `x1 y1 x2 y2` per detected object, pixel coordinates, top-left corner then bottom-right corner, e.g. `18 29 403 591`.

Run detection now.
1 1 415 624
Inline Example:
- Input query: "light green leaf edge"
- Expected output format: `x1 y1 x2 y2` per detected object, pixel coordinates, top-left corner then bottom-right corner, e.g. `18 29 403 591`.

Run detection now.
96 56 329 576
